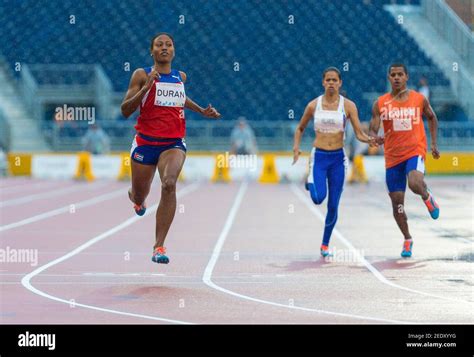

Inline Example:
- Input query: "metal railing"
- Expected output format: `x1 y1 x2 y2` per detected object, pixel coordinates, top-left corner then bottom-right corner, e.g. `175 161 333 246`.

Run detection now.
20 64 114 121
422 0 474 72
42 119 474 152
422 0 474 118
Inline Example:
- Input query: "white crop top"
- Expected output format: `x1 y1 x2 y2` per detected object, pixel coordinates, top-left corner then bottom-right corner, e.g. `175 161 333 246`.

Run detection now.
313 95 346 133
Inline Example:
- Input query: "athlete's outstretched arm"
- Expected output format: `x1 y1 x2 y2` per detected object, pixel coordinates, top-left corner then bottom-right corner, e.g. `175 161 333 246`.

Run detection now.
345 100 375 146
180 71 221 119
184 97 221 118
369 100 384 145
423 97 440 159
292 100 315 164
121 68 158 118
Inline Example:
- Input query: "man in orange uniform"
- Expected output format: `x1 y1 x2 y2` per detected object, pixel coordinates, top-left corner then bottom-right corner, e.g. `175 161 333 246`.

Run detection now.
369 63 440 258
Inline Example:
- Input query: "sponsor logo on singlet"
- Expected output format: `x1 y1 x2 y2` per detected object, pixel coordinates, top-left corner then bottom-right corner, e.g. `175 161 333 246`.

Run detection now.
154 82 186 107
380 104 422 131
314 110 344 133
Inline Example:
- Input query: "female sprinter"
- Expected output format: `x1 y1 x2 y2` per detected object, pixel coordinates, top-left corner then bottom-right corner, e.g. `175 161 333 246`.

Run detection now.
292 67 376 257
121 33 220 264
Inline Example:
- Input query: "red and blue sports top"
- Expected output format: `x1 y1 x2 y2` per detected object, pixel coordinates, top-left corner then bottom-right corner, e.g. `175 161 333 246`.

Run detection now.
134 67 186 145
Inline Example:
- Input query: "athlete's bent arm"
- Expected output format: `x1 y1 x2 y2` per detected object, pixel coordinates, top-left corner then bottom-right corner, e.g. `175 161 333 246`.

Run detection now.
180 71 221 118
346 100 375 145
121 68 158 118
184 97 220 118
292 100 315 164
369 100 384 145
423 97 440 159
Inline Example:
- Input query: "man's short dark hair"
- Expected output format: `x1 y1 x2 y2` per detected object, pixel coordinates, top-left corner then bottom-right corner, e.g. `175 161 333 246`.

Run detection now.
388 63 408 75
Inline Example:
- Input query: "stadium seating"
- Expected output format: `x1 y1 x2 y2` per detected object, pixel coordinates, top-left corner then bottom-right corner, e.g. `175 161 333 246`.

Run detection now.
0 0 449 124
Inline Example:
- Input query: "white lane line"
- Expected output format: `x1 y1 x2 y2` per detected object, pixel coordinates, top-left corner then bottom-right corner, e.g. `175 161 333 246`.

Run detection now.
0 181 29 189
21 183 200 325
0 180 63 194
202 181 410 324
9 280 274 285
83 272 115 276
0 181 107 207
0 187 125 232
291 184 474 305
82 272 167 277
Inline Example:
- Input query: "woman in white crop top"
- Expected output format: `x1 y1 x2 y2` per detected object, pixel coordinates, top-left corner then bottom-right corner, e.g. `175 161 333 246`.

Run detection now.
292 67 377 257
293 67 375 156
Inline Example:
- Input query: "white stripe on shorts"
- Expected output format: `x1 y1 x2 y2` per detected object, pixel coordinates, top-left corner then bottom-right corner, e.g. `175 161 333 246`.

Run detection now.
416 155 425 174
307 147 316 184
130 135 137 155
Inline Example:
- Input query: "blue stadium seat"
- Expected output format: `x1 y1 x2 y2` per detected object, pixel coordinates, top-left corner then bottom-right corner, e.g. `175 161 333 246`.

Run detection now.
0 0 447 124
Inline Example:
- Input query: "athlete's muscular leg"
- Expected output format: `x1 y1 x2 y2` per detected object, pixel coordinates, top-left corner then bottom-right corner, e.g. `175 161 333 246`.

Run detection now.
407 170 429 200
155 149 186 248
130 160 156 206
389 191 412 240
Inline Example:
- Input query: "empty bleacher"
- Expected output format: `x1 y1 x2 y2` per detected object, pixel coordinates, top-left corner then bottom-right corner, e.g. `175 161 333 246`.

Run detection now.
1 0 464 151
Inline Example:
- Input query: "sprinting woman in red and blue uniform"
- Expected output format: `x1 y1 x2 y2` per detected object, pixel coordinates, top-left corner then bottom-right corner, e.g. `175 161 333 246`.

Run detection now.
121 33 220 264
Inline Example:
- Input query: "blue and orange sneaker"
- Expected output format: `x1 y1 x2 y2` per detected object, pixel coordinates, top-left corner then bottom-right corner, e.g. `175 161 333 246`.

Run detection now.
423 189 439 220
133 203 146 216
152 246 169 264
320 244 331 258
128 188 146 216
401 239 413 258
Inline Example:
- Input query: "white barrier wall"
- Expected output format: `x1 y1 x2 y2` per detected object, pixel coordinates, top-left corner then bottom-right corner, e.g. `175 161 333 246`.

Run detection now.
91 155 122 179
181 156 215 181
178 155 386 182
32 155 78 179
29 153 387 182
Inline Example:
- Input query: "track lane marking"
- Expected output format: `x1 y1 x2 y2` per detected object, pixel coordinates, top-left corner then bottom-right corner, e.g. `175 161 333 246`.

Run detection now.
21 183 200 324
203 181 413 324
0 181 108 207
291 184 474 306
1 187 126 232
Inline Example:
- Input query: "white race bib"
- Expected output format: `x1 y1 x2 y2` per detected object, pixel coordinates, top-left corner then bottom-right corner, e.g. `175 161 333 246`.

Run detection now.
154 82 186 107
393 117 412 131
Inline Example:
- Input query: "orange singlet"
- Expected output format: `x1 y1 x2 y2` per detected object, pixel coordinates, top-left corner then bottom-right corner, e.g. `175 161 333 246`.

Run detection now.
377 90 427 169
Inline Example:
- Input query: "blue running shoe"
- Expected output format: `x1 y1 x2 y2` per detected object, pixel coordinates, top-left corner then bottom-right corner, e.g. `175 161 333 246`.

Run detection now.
401 240 413 258
133 204 146 216
423 189 439 220
128 188 146 216
152 247 169 264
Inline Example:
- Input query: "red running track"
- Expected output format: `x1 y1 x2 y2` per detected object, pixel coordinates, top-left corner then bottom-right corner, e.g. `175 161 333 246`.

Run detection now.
0 177 473 324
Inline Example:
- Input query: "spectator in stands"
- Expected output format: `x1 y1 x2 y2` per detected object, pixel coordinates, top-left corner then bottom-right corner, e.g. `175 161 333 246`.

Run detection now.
418 76 430 100
230 117 258 155
81 124 110 154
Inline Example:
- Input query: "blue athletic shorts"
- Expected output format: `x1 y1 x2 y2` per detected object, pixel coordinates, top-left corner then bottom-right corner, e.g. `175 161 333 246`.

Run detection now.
386 155 425 193
130 135 187 166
